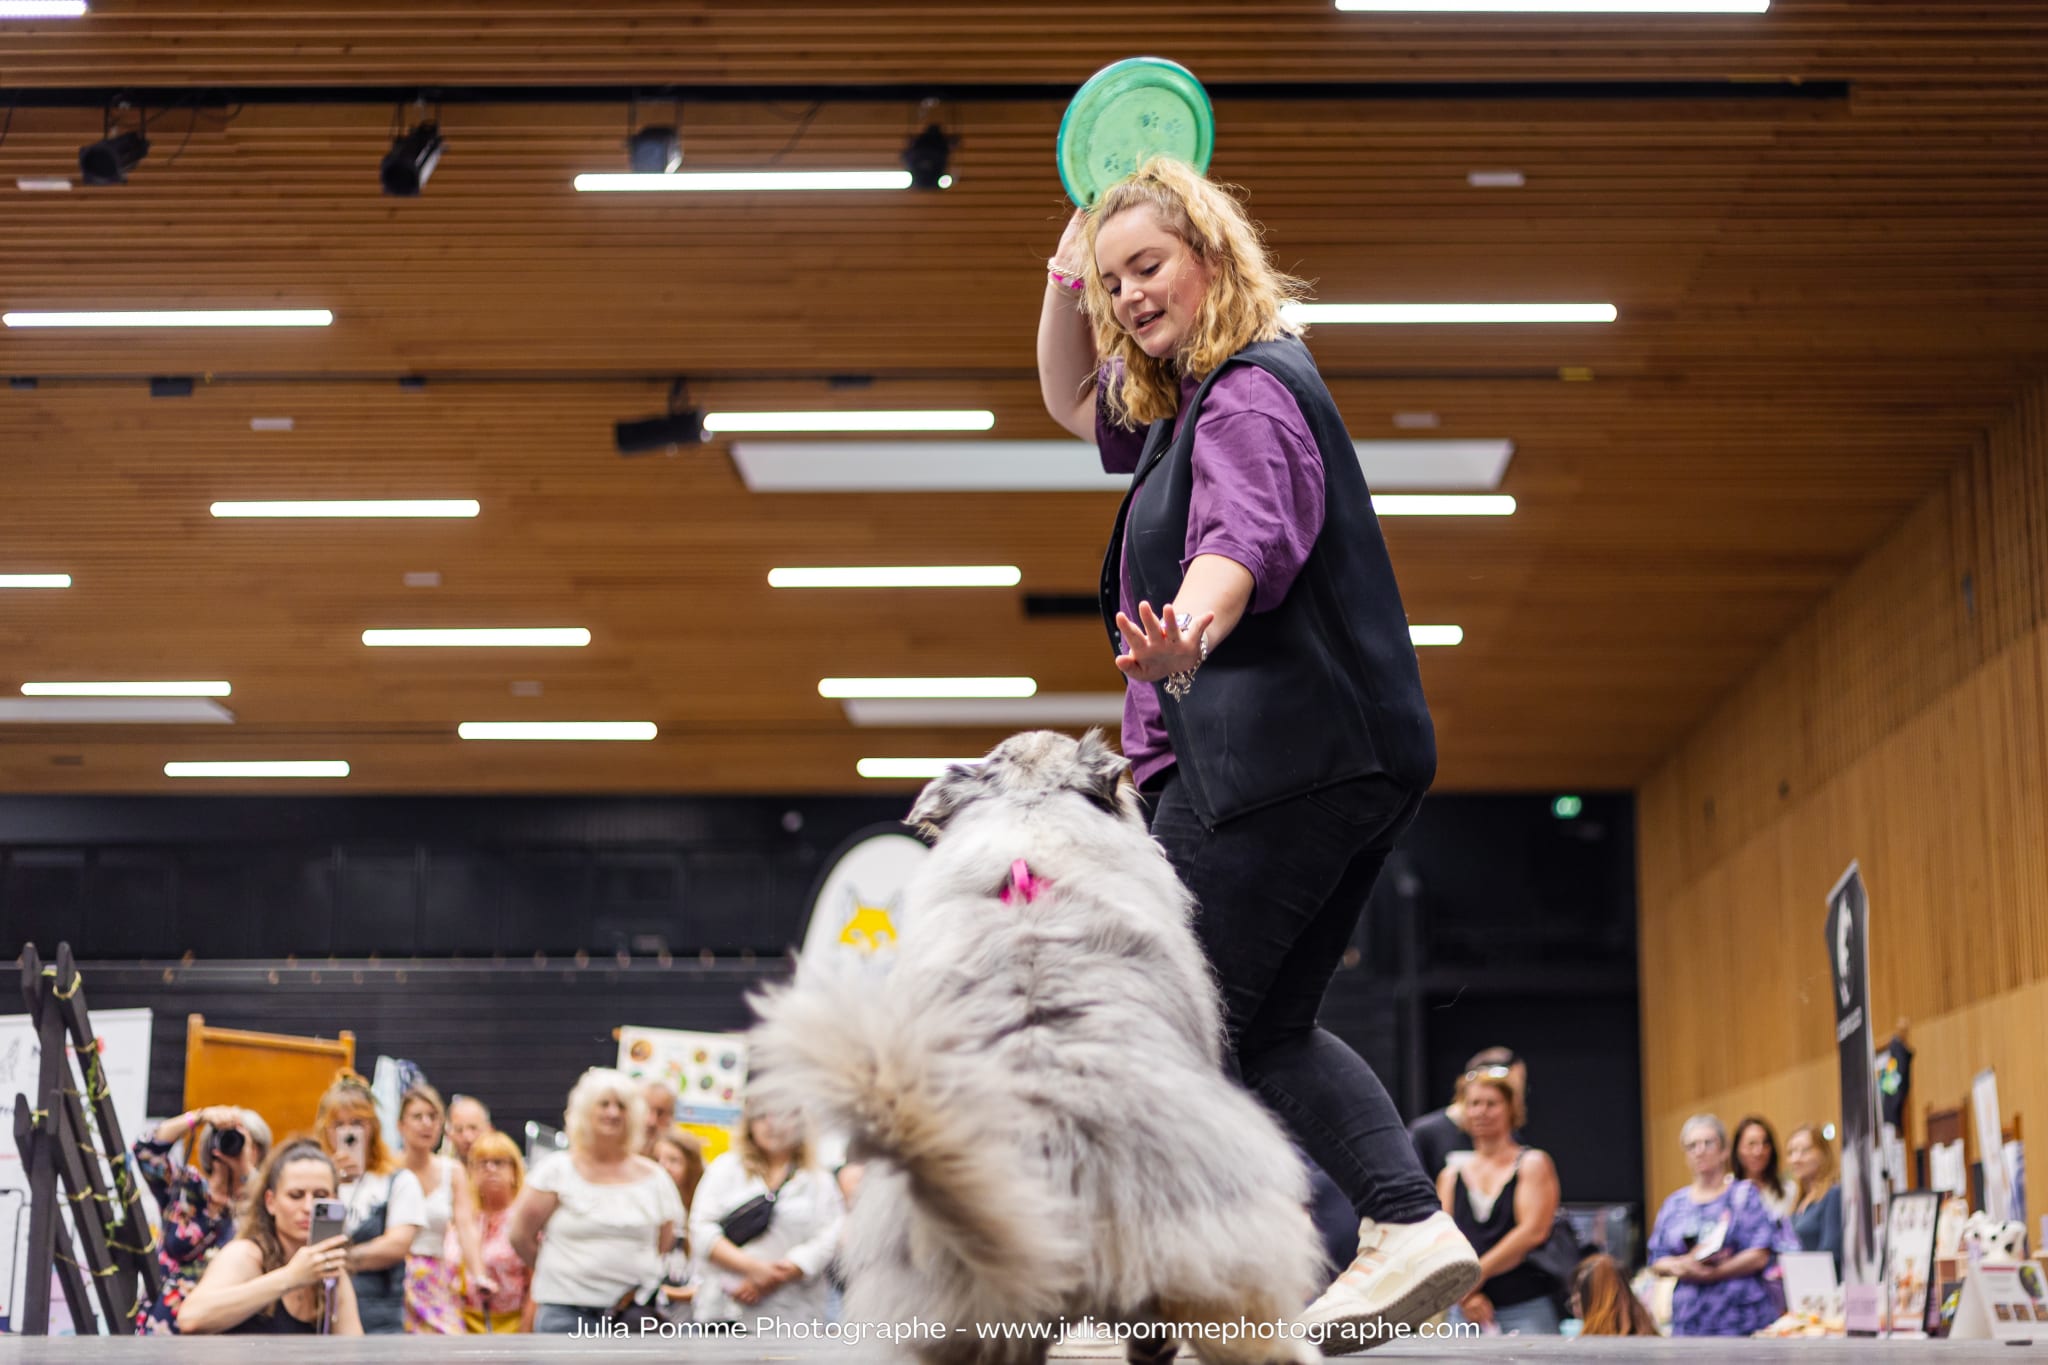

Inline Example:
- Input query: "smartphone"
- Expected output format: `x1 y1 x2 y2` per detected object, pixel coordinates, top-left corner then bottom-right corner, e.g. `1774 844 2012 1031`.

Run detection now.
310 1198 349 1249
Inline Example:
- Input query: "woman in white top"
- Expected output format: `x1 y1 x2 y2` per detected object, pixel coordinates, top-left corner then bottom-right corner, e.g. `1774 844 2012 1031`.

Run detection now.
394 1084 490 1334
511 1068 686 1335
691 1099 845 1328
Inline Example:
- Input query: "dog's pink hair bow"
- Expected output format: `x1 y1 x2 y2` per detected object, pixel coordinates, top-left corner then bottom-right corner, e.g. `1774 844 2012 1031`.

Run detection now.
1000 858 1049 906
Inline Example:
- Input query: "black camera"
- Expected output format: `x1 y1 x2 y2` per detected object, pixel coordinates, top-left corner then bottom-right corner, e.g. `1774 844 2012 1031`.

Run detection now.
215 1127 246 1158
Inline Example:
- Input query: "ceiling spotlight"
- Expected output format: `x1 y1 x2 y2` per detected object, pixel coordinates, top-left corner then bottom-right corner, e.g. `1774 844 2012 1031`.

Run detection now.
627 125 682 175
615 378 706 456
78 129 149 186
901 123 954 191
381 119 444 197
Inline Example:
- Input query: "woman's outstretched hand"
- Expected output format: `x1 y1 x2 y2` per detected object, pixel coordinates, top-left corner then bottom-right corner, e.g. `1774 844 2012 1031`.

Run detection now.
1115 601 1213 683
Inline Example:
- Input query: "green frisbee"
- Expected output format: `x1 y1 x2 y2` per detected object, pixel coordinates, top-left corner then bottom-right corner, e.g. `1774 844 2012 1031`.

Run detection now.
1057 57 1215 208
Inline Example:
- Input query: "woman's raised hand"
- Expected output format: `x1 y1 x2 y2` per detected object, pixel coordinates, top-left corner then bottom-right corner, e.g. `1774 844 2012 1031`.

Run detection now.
1053 207 1088 276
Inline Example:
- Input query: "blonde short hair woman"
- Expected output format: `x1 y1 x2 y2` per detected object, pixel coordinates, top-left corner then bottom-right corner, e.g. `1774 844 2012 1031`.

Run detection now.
509 1068 683 1334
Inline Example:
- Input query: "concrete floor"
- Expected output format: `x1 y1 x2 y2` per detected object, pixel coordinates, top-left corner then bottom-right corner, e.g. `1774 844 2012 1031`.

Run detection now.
0 1333 2043 1362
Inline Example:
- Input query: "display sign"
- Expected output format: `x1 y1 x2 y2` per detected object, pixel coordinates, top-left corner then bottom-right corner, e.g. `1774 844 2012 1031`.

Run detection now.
1826 862 1886 1287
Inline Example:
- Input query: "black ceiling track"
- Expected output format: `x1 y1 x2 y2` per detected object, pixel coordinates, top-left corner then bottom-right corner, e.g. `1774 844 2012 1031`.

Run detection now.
0 79 1850 111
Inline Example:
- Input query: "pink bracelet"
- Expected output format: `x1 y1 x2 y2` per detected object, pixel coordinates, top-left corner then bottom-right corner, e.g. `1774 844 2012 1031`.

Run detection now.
1046 262 1086 293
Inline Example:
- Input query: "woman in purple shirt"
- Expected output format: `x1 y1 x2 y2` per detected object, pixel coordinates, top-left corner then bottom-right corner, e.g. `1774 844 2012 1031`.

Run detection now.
1035 158 1478 1355
1647 1115 1782 1337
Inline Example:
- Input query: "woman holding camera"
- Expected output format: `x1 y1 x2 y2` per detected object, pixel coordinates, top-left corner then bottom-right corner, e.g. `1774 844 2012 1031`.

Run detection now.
176 1140 363 1335
315 1075 423 1334
130 1105 272 1334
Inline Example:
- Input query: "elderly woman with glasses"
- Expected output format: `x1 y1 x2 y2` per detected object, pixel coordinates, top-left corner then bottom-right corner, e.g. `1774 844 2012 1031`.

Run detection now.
1646 1114 1782 1337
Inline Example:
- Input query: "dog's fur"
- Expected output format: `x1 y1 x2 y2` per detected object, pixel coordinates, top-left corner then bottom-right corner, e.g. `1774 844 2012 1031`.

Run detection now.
750 731 1325 1365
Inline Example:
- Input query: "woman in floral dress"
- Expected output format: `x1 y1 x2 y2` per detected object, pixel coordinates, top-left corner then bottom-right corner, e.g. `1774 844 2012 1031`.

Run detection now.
130 1106 271 1334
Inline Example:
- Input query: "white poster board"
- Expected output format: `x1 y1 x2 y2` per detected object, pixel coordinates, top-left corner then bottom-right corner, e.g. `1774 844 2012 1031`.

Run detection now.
617 1026 747 1130
0 1007 154 1333
1973 1070 2010 1227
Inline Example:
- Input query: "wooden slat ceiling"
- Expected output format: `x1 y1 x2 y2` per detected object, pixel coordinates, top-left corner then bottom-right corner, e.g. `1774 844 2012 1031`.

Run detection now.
1 2 2045 794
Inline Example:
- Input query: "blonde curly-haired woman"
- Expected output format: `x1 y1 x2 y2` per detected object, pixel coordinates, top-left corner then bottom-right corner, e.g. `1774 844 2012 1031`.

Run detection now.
509 1068 684 1334
1037 157 1480 1352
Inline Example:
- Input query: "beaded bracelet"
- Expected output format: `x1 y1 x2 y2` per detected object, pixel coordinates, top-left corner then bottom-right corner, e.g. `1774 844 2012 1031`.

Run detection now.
1046 260 1087 293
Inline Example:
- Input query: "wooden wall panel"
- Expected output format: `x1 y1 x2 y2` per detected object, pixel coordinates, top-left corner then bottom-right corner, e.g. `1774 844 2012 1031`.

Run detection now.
1638 374 2048 1233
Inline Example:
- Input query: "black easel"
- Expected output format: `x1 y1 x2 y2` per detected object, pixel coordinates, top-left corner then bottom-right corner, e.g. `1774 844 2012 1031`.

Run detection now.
10 943 162 1334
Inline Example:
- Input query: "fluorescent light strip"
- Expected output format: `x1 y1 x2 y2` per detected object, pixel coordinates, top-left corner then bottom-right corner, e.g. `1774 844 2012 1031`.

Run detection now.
0 699 233 724
1284 303 1616 324
769 566 1022 589
705 410 994 434
165 761 348 779
3 309 332 328
1410 625 1465 646
843 694 1126 728
211 500 479 519
1374 495 1516 516
0 2 89 15
1339 0 1764 9
858 758 978 780
0 574 71 588
733 438 1512 494
361 628 590 647
16 178 74 191
458 722 657 741
820 677 1036 700
24 681 231 697
575 171 913 192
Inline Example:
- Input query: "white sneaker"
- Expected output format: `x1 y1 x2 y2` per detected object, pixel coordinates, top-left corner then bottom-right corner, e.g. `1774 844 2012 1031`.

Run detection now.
1300 1210 1482 1355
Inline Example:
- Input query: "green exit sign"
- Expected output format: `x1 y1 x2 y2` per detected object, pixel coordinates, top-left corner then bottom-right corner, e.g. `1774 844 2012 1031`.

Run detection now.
1551 795 1584 820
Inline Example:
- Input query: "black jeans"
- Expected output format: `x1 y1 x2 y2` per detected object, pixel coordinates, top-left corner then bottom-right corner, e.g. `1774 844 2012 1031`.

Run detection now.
1147 767 1441 1228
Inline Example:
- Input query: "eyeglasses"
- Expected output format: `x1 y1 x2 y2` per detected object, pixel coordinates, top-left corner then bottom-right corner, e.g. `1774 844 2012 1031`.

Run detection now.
1683 1137 1723 1152
1463 1065 1514 1082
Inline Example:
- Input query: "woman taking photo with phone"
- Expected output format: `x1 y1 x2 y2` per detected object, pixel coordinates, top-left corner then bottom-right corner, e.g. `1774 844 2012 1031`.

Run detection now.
314 1075 422 1333
176 1140 363 1335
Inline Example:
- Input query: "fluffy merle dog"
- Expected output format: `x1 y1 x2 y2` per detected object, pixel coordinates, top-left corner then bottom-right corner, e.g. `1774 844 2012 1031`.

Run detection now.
750 731 1323 1365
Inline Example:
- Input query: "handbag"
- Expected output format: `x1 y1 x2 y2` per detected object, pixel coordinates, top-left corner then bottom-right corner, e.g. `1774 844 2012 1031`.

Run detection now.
1525 1211 1585 1296
718 1165 798 1247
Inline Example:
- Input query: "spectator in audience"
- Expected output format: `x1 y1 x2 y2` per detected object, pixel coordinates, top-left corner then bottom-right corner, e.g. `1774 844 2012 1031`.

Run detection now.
1570 1254 1660 1336
1409 1047 1526 1180
394 1084 491 1333
176 1140 363 1335
1437 1067 1562 1335
316 1074 423 1335
445 1096 492 1165
130 1105 273 1334
461 1130 533 1333
651 1130 705 1322
641 1078 680 1154
691 1097 845 1328
511 1068 685 1334
1732 1115 1796 1220
1785 1124 1843 1275
1646 1114 1780 1337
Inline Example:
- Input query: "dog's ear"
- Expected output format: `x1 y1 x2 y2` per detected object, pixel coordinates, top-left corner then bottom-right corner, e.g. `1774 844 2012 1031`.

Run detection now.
905 760 987 841
1074 729 1139 821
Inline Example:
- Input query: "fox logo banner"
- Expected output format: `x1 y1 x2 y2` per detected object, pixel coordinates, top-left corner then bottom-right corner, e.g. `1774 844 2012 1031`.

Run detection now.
800 827 929 971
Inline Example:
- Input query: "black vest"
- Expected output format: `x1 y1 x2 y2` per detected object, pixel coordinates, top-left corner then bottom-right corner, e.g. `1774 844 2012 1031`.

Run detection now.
1097 335 1436 826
